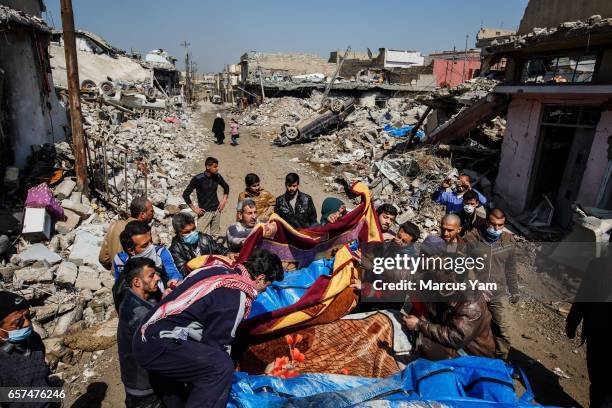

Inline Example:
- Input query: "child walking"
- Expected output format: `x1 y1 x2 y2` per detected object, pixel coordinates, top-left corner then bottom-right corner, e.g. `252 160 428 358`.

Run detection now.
230 119 240 146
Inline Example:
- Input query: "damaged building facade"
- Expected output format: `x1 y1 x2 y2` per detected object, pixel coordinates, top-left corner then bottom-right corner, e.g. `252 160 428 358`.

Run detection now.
50 30 180 97
481 14 612 226
0 1 69 171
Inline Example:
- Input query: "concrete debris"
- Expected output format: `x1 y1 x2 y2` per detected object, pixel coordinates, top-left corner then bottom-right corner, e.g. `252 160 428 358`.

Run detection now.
11 243 62 266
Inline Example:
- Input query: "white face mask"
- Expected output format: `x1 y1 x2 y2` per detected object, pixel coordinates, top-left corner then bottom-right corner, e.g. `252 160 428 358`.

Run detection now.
134 244 156 260
463 204 475 214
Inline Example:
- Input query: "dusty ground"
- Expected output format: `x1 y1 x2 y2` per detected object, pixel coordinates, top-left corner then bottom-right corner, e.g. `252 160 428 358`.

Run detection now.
61 103 590 407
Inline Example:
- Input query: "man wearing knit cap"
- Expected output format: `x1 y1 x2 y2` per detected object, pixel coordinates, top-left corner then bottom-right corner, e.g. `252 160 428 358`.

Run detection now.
0 291 53 392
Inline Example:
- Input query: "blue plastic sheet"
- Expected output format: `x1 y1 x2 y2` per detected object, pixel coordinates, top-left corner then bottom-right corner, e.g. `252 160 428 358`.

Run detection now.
383 124 426 140
249 258 335 318
228 356 550 408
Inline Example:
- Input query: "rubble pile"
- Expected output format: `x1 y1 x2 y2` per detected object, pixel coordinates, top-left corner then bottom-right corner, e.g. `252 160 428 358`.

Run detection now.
416 77 500 107
234 80 504 233
0 99 209 378
237 93 321 127
77 100 210 244
487 15 612 49
0 217 117 367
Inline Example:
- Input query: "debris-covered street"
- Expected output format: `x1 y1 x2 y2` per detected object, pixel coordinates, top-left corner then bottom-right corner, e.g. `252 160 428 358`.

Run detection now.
1 1 611 407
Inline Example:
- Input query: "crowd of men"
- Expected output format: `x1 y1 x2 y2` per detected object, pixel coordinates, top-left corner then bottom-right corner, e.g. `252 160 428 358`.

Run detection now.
1 156 609 408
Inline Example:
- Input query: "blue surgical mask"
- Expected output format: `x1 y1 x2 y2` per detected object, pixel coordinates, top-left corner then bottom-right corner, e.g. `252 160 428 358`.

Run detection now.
486 226 503 240
2 325 33 343
182 230 199 245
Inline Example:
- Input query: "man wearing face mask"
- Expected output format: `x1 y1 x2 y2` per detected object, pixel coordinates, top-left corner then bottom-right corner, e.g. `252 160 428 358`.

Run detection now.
170 212 233 277
465 208 519 361
459 190 486 237
0 292 53 394
133 249 284 408
432 174 488 214
113 221 181 287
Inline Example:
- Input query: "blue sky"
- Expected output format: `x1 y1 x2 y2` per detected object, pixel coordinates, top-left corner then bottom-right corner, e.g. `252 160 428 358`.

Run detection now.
42 0 528 73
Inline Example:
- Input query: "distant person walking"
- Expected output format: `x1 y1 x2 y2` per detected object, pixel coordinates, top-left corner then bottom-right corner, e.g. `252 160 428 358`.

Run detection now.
229 119 240 146
212 113 225 145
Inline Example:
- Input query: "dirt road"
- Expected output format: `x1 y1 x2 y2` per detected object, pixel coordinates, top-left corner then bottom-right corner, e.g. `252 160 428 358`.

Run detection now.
189 104 344 233
63 103 589 407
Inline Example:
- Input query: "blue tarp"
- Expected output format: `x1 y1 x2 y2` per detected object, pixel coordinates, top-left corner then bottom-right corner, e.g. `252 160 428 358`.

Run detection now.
249 257 335 318
228 356 550 408
383 124 426 141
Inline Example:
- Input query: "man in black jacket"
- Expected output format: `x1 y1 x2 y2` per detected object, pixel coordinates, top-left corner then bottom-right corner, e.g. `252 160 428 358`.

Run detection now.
275 173 317 229
113 258 163 408
182 157 229 239
0 291 54 407
169 212 235 277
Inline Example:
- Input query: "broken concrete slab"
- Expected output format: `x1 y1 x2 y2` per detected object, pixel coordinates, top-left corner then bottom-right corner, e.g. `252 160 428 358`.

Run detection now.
12 243 62 266
13 267 54 284
61 199 92 219
55 261 78 285
74 265 101 291
54 179 77 200
55 209 81 235
48 305 83 337
33 300 78 321
68 231 104 270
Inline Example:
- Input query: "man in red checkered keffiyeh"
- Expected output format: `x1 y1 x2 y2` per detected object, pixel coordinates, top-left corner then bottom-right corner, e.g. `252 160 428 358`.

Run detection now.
132 249 284 408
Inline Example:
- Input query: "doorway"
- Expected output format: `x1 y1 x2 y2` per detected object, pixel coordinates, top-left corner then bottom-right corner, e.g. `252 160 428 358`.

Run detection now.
529 106 601 227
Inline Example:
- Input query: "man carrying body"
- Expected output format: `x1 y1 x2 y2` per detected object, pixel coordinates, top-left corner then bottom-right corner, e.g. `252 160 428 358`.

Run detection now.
183 157 229 240
114 258 163 408
402 269 495 360
377 203 398 241
0 292 54 398
237 173 275 222
133 249 284 408
275 173 317 229
226 199 257 252
99 196 159 271
113 221 182 287
170 212 233 277
465 208 519 361
433 174 487 214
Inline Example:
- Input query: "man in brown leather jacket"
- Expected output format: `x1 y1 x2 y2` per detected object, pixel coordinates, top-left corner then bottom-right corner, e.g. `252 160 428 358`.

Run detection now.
403 269 495 360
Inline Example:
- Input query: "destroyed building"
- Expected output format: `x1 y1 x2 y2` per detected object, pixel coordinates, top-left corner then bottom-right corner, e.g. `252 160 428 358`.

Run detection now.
480 16 612 227
237 49 435 108
0 1 69 171
50 30 180 97
430 49 481 87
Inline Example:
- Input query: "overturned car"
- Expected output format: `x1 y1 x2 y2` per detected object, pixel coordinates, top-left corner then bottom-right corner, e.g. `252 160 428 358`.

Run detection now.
274 97 355 146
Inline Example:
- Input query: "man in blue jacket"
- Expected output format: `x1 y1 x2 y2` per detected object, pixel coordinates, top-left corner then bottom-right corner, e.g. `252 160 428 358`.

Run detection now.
432 174 487 214
133 249 284 408
113 221 181 287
